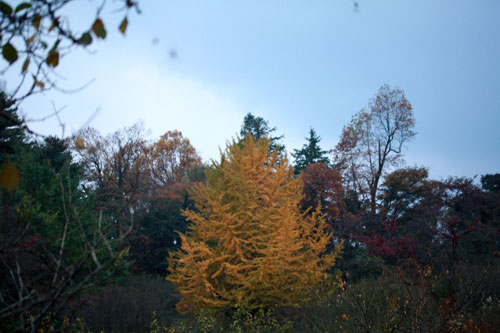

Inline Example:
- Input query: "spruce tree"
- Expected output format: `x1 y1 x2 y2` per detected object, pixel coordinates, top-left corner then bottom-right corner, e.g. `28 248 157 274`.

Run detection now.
292 127 330 175
0 92 25 157
239 113 285 158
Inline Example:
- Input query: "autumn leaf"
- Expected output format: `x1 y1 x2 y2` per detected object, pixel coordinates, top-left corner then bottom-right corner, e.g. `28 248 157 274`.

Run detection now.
27 34 36 45
46 49 59 67
301 163 346 221
33 75 45 89
0 162 20 192
21 57 30 73
32 14 42 30
119 17 128 35
75 137 85 150
91 18 107 39
48 17 60 32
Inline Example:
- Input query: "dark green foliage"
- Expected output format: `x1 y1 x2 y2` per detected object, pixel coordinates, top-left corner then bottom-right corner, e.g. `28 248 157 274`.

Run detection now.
40 136 73 171
481 173 500 192
1 131 131 329
292 127 329 175
240 113 280 141
441 177 500 264
376 167 437 264
130 164 206 275
344 188 362 214
0 91 24 157
131 198 187 274
184 164 207 183
7 136 126 274
152 307 293 333
336 243 384 281
378 166 429 220
239 112 285 157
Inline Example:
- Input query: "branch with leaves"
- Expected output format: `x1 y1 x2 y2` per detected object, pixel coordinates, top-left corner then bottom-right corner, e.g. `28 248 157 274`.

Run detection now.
0 133 134 331
0 0 139 102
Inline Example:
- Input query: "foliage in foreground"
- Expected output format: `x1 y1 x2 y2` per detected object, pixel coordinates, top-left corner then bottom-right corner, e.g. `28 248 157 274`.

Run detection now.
0 119 133 330
30 261 500 332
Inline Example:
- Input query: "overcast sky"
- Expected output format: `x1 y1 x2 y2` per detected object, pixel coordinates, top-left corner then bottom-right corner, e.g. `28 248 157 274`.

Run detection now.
7 0 500 179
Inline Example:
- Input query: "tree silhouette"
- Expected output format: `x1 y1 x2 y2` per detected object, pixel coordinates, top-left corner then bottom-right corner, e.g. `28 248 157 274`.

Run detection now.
334 85 415 214
293 127 330 176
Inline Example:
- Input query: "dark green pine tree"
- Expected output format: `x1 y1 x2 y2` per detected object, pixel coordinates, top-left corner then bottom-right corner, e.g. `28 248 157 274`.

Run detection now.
0 91 25 157
481 173 500 192
239 113 285 157
292 127 330 175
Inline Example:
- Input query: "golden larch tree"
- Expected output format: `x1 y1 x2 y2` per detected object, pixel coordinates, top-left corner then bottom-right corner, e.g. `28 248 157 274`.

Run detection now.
167 136 341 313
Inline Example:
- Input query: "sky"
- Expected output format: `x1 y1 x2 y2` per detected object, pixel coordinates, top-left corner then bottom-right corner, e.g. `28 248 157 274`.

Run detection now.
4 0 500 179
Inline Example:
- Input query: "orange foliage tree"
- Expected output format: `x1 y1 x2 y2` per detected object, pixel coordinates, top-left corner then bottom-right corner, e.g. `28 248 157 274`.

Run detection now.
147 130 202 200
167 136 341 313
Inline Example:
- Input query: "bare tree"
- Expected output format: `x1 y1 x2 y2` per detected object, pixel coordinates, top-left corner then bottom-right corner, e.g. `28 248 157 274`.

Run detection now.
334 84 415 214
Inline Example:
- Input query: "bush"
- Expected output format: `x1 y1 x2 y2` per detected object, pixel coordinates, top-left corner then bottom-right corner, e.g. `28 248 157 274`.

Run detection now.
151 307 293 333
68 275 180 333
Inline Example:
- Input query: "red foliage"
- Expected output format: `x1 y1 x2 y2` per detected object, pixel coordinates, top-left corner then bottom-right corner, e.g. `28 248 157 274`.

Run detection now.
438 216 483 262
301 163 346 222
17 235 41 249
362 219 415 263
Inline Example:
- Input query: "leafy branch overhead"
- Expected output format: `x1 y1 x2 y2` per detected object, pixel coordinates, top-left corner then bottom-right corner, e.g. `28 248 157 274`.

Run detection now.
0 0 140 101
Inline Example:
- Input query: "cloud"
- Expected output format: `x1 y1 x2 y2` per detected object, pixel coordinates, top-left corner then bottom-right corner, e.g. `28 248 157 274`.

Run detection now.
90 61 247 161
14 52 248 162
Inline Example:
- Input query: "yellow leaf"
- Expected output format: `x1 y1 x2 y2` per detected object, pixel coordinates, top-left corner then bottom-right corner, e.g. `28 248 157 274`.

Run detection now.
119 17 128 35
75 137 85 150
33 75 45 89
49 17 59 32
46 50 59 67
32 15 41 30
0 162 20 192
21 57 29 73
27 34 36 45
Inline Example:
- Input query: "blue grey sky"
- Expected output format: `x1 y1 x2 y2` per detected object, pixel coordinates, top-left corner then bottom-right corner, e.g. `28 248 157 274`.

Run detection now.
9 0 500 179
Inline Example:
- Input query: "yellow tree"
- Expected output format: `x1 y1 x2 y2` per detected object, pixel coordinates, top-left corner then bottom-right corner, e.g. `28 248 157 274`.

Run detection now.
167 136 341 314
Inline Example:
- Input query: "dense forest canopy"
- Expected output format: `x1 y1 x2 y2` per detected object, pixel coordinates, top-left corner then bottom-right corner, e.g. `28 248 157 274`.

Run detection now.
1 85 499 331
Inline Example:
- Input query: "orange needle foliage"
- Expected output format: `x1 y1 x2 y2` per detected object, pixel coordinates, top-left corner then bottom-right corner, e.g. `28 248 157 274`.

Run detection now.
167 136 341 314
